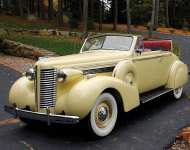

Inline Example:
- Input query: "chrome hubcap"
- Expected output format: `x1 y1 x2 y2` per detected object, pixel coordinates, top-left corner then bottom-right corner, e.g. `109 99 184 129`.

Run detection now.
98 107 108 122
95 101 112 128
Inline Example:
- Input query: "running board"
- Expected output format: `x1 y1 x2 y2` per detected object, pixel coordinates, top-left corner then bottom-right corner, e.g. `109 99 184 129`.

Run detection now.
140 87 173 104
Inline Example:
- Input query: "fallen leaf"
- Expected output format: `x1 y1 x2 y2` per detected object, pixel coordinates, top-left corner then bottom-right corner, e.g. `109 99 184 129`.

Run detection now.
0 118 20 126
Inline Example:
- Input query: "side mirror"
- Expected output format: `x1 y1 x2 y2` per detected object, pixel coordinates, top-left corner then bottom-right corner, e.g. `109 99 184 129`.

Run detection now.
135 49 143 55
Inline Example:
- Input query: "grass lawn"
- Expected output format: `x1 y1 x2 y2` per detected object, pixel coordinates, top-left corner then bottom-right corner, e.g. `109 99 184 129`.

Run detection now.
0 32 181 57
0 33 83 55
0 15 53 30
0 20 52 30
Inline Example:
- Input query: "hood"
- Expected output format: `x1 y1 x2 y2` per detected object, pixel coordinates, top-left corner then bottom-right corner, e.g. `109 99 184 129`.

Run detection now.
36 51 131 70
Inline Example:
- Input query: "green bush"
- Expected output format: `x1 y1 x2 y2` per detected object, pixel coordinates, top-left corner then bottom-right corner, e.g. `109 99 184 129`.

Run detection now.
173 43 181 58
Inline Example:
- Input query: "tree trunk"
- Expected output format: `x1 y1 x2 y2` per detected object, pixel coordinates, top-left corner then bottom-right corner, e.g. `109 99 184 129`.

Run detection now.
36 0 40 17
37 0 44 18
155 0 159 29
26 0 30 17
14 0 19 15
0 0 3 9
172 0 176 26
90 0 94 21
83 0 88 33
29 0 35 14
48 0 54 20
78 0 83 21
113 0 118 31
165 0 169 27
99 0 103 31
3 0 8 10
58 0 64 26
126 0 131 33
149 0 156 38
18 0 24 17
40 0 45 19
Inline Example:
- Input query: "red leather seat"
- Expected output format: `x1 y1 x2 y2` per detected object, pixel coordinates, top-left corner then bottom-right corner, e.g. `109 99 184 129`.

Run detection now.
143 40 172 51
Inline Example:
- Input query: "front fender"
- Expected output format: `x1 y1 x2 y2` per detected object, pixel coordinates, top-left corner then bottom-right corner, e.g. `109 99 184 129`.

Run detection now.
9 77 35 110
58 76 139 119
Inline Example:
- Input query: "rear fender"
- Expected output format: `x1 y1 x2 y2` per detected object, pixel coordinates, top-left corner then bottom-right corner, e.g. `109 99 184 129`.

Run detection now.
166 61 188 89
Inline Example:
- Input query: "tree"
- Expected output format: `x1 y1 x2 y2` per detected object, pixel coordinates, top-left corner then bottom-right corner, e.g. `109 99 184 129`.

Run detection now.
37 0 45 18
70 0 80 29
0 0 3 9
48 0 54 20
165 0 169 27
90 0 94 20
113 0 118 31
126 0 131 33
149 0 156 38
99 0 103 31
18 0 24 17
83 0 88 33
26 0 31 17
155 0 159 29
57 0 64 26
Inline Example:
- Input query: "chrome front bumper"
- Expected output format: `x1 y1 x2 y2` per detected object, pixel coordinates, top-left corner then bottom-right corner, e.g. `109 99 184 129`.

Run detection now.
4 105 80 125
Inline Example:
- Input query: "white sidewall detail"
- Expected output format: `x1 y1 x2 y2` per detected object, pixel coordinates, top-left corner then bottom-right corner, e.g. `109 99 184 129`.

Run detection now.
90 93 118 137
173 87 183 99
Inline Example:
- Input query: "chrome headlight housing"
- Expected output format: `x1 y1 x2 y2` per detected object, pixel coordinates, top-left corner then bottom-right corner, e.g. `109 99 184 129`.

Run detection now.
25 68 35 81
57 70 67 82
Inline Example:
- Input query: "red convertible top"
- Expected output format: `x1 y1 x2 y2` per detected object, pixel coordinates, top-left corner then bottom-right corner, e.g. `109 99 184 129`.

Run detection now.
143 40 173 51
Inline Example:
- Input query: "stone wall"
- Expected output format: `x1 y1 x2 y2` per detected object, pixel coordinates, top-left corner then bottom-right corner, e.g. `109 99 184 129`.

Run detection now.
0 39 57 60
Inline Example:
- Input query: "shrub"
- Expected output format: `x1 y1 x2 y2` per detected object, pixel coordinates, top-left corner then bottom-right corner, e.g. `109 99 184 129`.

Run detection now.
173 43 181 58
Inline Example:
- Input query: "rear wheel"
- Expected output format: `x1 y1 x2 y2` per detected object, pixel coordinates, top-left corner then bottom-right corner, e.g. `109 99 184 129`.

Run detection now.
89 93 118 137
173 87 183 99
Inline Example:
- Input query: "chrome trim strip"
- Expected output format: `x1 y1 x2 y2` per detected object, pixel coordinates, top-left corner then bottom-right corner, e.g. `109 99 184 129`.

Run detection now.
4 105 80 125
141 89 173 104
83 66 115 74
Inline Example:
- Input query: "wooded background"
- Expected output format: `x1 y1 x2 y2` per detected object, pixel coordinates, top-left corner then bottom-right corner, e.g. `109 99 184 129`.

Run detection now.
0 0 189 33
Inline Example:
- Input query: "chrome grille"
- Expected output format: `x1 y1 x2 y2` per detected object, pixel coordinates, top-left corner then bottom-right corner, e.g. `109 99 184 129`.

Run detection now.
39 68 57 108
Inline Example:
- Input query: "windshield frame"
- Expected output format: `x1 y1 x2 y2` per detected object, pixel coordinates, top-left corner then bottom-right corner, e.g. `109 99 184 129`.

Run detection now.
80 35 134 53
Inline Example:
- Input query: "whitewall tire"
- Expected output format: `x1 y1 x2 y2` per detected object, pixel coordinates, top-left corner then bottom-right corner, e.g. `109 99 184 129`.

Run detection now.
90 93 118 137
173 87 183 99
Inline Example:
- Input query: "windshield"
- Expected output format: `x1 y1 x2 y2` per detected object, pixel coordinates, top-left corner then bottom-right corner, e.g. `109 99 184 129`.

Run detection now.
82 35 133 52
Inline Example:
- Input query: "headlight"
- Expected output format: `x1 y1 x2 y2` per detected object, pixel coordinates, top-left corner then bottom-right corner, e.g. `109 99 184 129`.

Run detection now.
57 70 67 82
25 68 35 81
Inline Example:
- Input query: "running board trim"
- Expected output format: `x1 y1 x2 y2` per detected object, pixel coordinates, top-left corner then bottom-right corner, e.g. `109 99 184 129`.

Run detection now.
140 88 173 104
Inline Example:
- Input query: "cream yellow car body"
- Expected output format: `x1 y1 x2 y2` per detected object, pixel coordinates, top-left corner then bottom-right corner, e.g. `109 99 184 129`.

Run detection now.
8 34 188 120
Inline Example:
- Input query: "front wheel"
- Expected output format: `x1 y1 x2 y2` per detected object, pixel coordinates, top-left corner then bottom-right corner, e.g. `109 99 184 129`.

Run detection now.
89 93 118 137
173 87 183 99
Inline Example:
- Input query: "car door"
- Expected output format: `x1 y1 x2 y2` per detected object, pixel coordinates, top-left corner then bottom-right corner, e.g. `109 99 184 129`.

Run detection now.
132 40 175 95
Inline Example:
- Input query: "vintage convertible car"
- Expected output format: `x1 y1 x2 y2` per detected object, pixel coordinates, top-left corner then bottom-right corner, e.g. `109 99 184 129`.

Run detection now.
5 33 188 137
